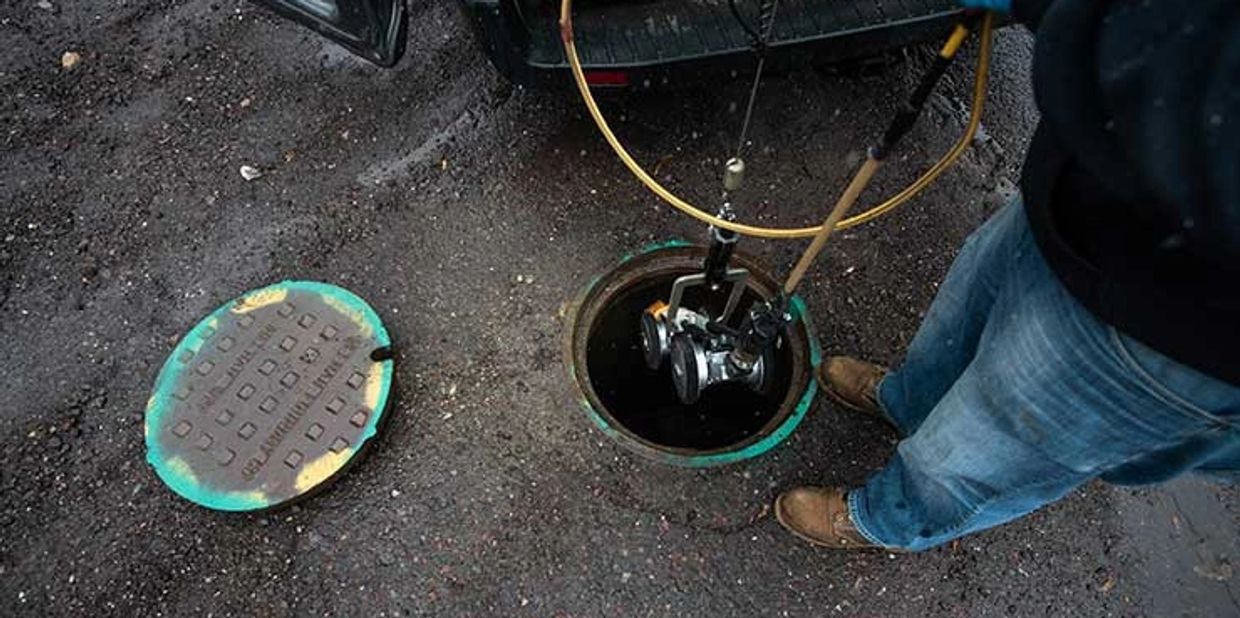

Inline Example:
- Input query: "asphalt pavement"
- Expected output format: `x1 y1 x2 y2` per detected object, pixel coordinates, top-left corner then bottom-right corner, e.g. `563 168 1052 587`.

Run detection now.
2 1 1236 616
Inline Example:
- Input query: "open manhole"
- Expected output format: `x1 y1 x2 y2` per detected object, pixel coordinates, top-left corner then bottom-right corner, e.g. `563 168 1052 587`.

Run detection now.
566 243 820 467
145 281 394 511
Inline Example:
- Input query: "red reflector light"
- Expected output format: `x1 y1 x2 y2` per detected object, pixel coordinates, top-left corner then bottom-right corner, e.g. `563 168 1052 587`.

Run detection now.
584 70 630 87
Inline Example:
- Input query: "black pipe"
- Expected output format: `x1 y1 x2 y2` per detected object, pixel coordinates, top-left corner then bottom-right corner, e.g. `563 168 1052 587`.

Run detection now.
703 226 739 287
875 55 954 159
729 294 787 371
873 17 977 159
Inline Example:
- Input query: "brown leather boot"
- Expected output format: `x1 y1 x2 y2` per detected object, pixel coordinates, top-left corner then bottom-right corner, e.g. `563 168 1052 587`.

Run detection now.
774 487 880 549
818 356 888 416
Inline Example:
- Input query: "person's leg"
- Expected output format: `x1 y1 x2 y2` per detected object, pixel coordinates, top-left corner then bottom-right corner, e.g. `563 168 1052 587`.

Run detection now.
1098 333 1240 485
876 202 1023 435
849 206 1240 551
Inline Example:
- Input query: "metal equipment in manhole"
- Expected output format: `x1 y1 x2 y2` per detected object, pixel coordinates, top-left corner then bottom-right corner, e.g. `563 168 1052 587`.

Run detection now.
556 1 995 459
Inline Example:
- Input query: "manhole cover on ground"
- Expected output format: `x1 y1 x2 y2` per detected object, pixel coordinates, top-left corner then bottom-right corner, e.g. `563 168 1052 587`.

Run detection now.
145 281 394 511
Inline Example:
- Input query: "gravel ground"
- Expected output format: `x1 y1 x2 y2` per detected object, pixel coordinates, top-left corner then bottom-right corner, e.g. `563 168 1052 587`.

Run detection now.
2 1 1236 616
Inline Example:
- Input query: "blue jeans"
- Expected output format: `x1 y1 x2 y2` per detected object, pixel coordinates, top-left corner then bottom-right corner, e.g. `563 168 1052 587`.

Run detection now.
848 201 1240 551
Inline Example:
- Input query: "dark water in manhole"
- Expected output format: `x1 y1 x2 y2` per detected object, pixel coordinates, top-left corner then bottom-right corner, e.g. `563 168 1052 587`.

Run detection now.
585 273 796 451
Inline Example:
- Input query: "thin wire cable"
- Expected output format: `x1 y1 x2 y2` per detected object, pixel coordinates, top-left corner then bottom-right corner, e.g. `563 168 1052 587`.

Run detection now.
558 4 995 239
733 0 780 159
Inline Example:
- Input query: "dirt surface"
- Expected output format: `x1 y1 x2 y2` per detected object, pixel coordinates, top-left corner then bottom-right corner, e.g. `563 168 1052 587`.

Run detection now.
2 1 1236 616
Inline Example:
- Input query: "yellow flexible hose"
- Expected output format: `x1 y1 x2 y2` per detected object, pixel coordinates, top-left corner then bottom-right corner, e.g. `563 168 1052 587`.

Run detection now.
558 4 995 239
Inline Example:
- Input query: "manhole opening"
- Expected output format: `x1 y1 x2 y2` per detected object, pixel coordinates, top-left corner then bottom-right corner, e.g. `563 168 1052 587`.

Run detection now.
583 270 797 452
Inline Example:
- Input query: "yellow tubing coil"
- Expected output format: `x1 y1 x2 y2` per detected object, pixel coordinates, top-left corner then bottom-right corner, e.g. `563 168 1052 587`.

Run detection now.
558 3 996 239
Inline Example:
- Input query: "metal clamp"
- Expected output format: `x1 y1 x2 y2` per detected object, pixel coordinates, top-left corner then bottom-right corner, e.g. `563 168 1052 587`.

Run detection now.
666 268 750 328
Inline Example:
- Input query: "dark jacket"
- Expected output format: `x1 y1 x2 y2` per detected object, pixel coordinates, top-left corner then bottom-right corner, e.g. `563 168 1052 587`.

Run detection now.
1014 0 1240 384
